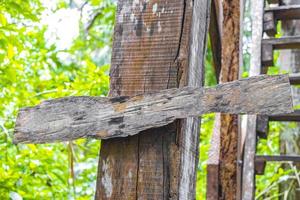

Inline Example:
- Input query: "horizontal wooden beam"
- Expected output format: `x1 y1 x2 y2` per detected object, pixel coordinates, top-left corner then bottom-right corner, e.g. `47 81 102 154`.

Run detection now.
265 5 300 20
269 110 300 121
256 155 300 162
289 73 300 85
14 74 293 144
262 36 300 67
262 36 300 50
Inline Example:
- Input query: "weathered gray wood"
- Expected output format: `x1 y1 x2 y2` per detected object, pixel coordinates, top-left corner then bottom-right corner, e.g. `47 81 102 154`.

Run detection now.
14 74 293 144
178 0 210 199
265 5 300 20
263 36 300 49
242 1 264 199
262 36 300 67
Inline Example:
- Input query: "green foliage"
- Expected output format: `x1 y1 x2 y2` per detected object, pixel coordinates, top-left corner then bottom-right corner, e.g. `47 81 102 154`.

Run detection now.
0 0 115 199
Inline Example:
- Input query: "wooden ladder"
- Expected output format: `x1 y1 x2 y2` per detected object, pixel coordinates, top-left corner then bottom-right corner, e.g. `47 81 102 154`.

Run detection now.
242 0 300 199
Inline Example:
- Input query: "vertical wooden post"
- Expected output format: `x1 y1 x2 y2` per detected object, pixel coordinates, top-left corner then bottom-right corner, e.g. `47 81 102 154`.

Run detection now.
242 0 264 199
95 0 211 199
210 0 241 199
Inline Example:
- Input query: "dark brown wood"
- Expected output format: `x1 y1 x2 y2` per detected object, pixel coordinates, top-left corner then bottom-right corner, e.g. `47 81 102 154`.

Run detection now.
216 0 241 199
256 115 269 139
263 36 300 49
289 73 300 85
269 110 300 121
207 165 219 200
13 75 293 144
209 0 222 82
256 155 300 162
255 160 266 175
94 0 210 199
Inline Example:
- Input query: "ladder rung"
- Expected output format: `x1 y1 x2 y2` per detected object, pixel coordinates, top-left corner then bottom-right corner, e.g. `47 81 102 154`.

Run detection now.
262 36 300 67
265 5 300 20
269 110 300 122
289 73 300 85
266 0 279 4
255 155 300 175
264 6 300 36
262 36 300 50
256 155 300 162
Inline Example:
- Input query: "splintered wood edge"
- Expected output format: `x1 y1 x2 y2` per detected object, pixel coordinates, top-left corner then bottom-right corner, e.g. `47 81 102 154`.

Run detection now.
13 74 293 144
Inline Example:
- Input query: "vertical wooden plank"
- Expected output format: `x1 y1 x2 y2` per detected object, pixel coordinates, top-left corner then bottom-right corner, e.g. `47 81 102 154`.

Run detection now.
241 0 264 199
218 0 241 199
95 0 210 199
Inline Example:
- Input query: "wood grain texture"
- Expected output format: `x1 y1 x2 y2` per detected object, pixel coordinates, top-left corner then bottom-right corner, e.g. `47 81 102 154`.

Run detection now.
217 0 241 199
94 0 204 199
262 36 300 49
264 11 276 37
289 73 300 85
14 75 293 144
265 5 300 20
242 1 264 199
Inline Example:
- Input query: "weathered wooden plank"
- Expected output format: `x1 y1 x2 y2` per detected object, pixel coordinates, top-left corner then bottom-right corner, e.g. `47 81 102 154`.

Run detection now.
265 5 300 20
95 0 196 199
217 0 241 199
269 110 300 121
262 36 300 49
242 1 264 199
178 0 210 198
14 75 293 144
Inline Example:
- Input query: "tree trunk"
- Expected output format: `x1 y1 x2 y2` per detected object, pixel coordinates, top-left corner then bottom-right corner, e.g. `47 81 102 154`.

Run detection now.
218 0 241 199
279 0 300 199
